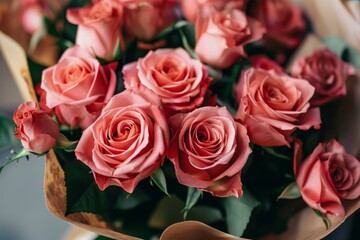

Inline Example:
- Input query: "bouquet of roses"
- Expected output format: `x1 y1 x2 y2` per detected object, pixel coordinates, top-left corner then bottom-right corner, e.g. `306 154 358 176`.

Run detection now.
1 0 360 239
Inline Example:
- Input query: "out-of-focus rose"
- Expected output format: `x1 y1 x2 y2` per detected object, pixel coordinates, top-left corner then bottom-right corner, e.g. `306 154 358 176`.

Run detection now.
180 0 246 24
40 46 117 129
75 87 169 193
67 0 123 60
19 0 45 34
235 68 321 147
14 101 60 154
294 139 360 216
249 55 283 73
195 7 265 69
167 106 251 198
291 49 356 106
120 0 176 41
123 48 211 116
252 0 306 49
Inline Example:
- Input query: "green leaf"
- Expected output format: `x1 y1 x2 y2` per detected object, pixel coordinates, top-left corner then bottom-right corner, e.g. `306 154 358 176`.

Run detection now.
178 28 197 59
188 206 223 224
0 115 19 150
64 159 120 215
182 187 202 219
115 189 151 210
55 134 78 152
0 148 30 174
149 21 189 42
223 189 260 237
278 182 301 200
313 209 330 230
262 146 291 161
150 168 170 197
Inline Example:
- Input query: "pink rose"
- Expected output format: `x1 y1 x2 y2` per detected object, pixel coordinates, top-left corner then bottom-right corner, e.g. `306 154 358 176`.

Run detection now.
13 101 60 154
249 55 283 73
67 0 123 60
19 0 45 34
118 0 177 41
123 48 211 116
40 46 117 129
291 49 356 106
75 87 169 193
167 106 251 198
235 68 321 147
294 139 360 216
180 0 246 24
195 7 265 69
251 0 306 49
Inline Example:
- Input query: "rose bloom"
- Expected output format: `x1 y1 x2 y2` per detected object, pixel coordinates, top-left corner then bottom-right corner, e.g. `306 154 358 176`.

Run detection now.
92 0 177 41
75 87 169 193
123 48 211 116
251 0 306 49
40 46 117 129
291 49 356 106
294 139 360 216
235 68 321 147
168 106 251 198
249 55 283 73
195 7 265 69
67 0 123 60
14 101 60 154
19 0 46 34
180 0 246 23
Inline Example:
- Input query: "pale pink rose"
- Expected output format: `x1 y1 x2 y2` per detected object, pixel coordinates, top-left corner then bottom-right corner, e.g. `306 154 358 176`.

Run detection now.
19 1 44 34
249 55 283 73
167 106 251 198
291 49 356 106
195 7 265 69
251 0 306 49
294 139 360 216
75 87 169 193
235 68 321 147
180 0 246 24
101 0 176 41
123 48 211 116
40 46 117 129
13 101 60 154
67 0 123 60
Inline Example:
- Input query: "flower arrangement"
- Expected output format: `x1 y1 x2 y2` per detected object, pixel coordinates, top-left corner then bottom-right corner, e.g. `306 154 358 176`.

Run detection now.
1 0 360 239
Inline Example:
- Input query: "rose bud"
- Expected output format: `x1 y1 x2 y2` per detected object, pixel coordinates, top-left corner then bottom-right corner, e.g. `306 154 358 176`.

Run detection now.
75 86 169 193
251 0 306 49
123 48 211 117
195 7 265 69
67 0 124 61
235 68 321 147
291 49 356 106
13 101 60 154
40 46 117 129
295 139 360 216
168 106 252 198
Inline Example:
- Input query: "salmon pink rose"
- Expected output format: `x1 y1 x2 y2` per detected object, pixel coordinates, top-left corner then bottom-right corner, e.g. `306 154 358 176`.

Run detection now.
67 0 123 60
294 139 360 216
236 68 321 147
168 106 251 198
251 0 306 49
75 87 169 193
123 48 211 116
195 7 265 69
291 49 356 106
113 0 177 41
40 46 117 129
180 0 246 23
14 101 60 154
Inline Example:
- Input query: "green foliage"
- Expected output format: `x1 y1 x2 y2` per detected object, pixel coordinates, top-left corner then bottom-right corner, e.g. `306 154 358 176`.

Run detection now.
313 209 330 230
278 182 302 200
223 189 260 237
150 168 170 197
0 148 30 174
64 158 120 215
0 115 19 151
182 187 203 219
